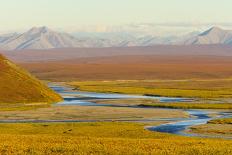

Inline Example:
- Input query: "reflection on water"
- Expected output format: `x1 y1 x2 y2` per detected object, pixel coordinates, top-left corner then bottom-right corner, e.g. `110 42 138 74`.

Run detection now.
147 110 211 134
50 84 192 106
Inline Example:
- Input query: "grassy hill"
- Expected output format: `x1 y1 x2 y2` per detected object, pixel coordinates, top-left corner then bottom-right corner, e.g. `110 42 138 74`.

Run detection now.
0 54 62 104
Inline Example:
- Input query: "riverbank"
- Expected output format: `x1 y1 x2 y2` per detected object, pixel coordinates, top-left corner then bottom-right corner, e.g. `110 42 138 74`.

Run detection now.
69 79 232 98
1 83 231 139
93 98 232 109
0 84 188 122
49 84 232 138
0 83 231 154
188 117 232 138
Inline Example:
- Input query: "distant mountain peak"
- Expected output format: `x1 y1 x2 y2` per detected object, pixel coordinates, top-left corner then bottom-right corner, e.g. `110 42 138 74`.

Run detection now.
0 26 81 50
209 26 223 31
0 26 232 50
199 26 224 36
185 26 232 45
27 26 51 34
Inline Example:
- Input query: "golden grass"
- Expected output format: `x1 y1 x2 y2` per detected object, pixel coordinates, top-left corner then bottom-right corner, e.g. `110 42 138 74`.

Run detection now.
0 54 62 104
94 99 232 109
189 124 232 136
208 118 232 124
0 103 51 111
69 79 232 99
188 118 232 136
0 122 231 154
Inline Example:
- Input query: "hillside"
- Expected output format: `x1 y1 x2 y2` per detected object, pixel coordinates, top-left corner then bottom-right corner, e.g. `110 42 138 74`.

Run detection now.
0 54 62 103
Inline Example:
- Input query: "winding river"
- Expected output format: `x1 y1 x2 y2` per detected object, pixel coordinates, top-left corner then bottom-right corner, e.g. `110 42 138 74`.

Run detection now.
50 84 232 138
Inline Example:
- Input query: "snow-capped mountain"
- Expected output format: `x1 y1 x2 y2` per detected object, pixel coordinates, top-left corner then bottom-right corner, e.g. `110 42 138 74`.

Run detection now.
0 26 134 50
0 26 232 50
0 26 109 50
185 27 232 45
0 33 18 43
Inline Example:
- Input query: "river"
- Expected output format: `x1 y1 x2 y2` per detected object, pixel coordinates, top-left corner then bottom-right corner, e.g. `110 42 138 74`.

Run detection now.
50 83 232 138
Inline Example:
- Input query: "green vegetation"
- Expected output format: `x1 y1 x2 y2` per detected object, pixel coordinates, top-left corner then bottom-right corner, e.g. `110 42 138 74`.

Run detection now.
70 79 232 98
0 54 62 104
0 122 231 154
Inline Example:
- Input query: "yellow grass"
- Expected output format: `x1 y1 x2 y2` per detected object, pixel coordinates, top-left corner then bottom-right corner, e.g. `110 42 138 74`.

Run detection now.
208 118 232 124
0 103 51 111
188 118 232 136
0 54 62 104
94 99 232 109
0 122 231 154
69 79 232 98
189 124 232 136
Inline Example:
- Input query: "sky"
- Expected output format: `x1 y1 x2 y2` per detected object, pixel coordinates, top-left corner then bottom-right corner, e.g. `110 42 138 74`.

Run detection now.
0 0 232 32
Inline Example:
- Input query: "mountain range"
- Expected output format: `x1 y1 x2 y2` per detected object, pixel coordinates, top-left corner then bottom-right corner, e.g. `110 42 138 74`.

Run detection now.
184 27 232 45
0 26 232 50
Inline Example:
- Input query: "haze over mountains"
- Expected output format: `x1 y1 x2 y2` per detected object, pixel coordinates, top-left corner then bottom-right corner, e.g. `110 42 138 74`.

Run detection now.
0 26 232 50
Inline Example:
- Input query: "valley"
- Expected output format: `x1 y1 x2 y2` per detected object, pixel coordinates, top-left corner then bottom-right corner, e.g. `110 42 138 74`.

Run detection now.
1 36 232 155
0 82 231 154
2 1 232 154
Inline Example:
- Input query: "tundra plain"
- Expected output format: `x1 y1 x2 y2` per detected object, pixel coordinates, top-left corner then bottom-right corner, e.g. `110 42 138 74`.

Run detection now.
1 46 232 154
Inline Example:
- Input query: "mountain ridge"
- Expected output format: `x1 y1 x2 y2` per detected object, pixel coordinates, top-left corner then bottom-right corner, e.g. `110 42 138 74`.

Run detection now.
185 27 232 45
0 26 232 50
